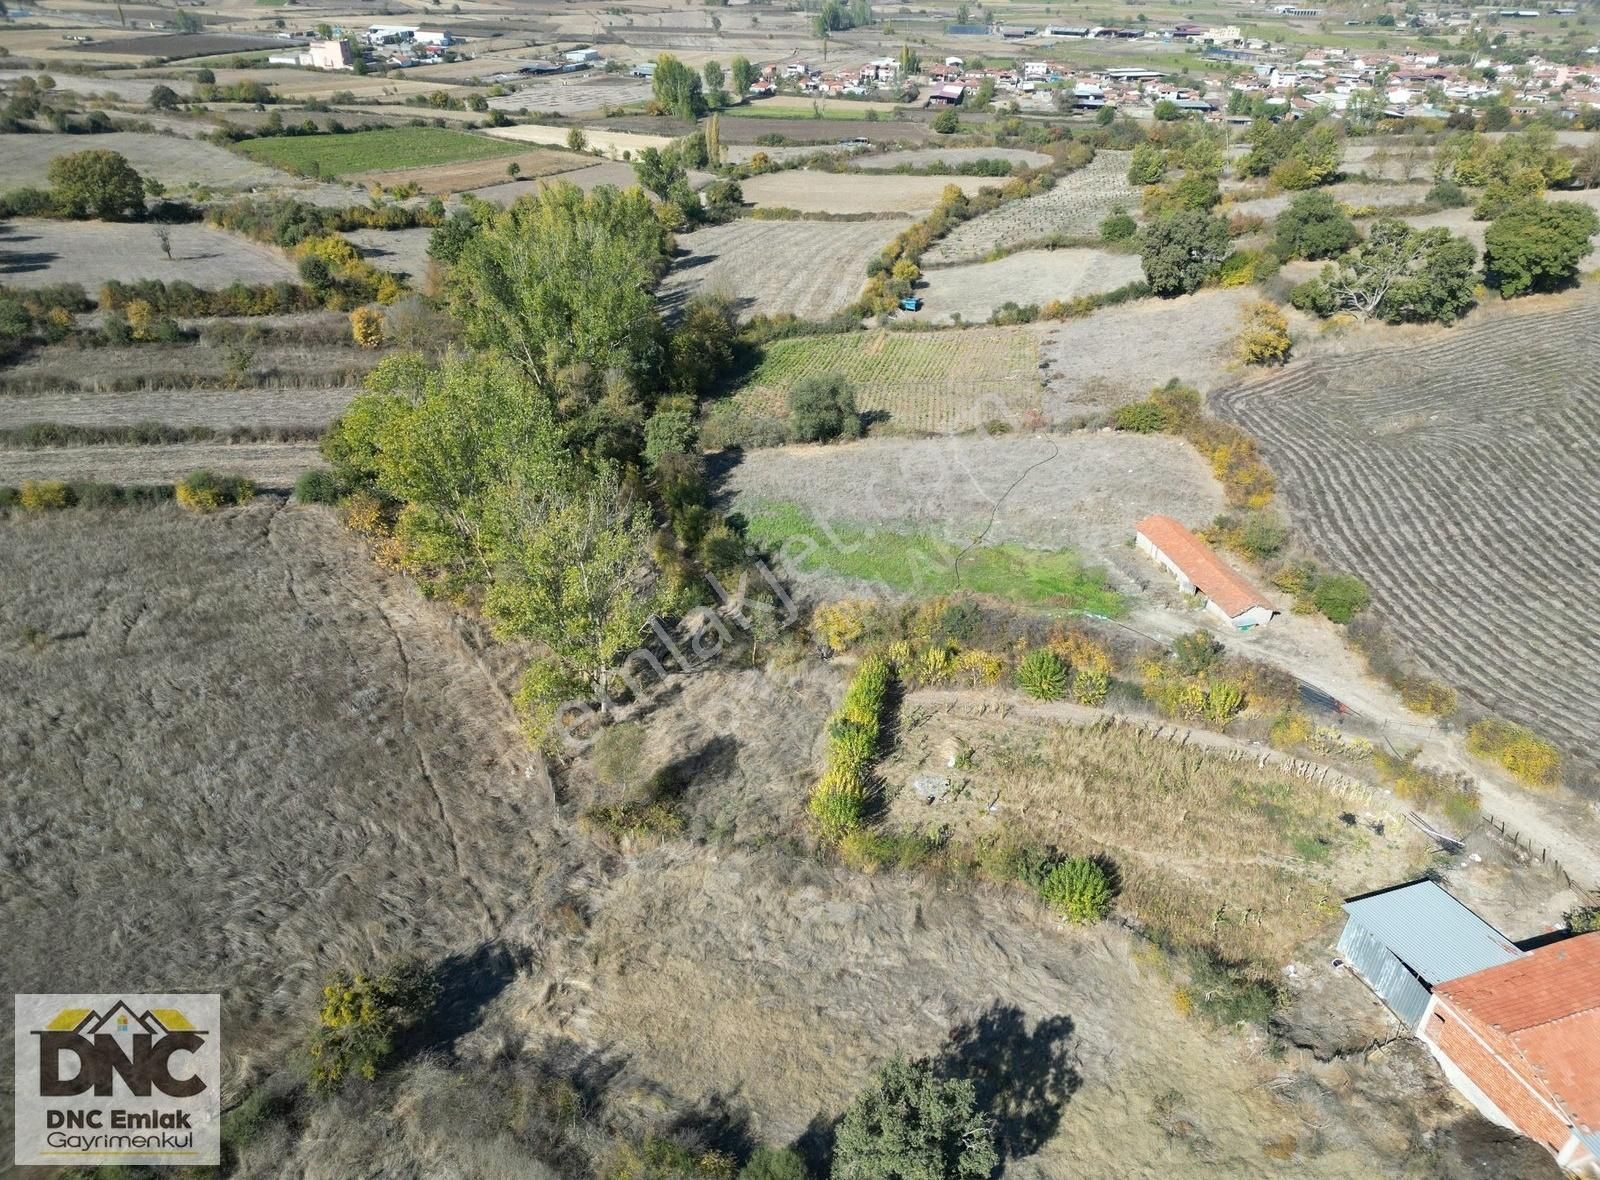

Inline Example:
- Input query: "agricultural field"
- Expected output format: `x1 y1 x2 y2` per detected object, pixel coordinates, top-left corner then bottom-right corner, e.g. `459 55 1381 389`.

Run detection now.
735 171 994 215
0 131 292 192
714 116 933 145
0 219 297 290
658 218 898 321
1212 296 1600 786
916 247 1145 325
925 151 1138 264
729 326 1044 434
344 226 438 277
856 146 1054 171
719 431 1223 579
0 441 324 487
1223 181 1434 223
0 69 192 104
482 121 678 157
485 74 654 115
1040 287 1261 418
346 147 595 194
462 160 693 202
67 32 286 58
0 386 358 432
237 127 531 179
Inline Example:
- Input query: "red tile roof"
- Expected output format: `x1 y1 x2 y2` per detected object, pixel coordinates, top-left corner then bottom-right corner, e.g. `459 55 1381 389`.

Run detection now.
1134 514 1275 621
1436 933 1600 1133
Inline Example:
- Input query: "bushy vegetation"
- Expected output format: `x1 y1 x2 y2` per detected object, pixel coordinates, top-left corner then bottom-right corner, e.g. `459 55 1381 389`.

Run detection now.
808 654 894 841
1139 210 1231 296
47 148 146 220
1272 190 1358 261
97 277 319 318
1112 381 1274 510
832 1057 997 1180
1290 219 1478 325
1483 200 1599 296
0 481 174 513
307 962 437 1092
1465 718 1562 789
1238 114 1345 189
1234 301 1291 366
1015 648 1068 701
175 470 255 513
1039 856 1115 923
207 194 445 248
786 373 861 443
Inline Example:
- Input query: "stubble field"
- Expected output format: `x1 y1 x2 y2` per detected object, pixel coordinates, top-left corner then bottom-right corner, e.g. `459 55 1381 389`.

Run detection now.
1 219 297 290
0 131 293 191
924 151 1137 264
736 171 995 215
916 246 1145 324
1211 296 1600 786
658 218 899 321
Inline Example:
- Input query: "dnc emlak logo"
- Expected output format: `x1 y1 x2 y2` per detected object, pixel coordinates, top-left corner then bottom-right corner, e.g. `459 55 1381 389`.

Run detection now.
13 994 221 1166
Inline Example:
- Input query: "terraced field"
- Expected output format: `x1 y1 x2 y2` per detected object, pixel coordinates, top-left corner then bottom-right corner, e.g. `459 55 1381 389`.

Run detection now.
924 151 1137 265
732 326 1042 434
1212 298 1600 785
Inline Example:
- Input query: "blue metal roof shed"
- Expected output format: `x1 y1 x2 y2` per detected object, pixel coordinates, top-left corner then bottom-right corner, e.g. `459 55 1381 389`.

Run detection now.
1337 881 1523 1029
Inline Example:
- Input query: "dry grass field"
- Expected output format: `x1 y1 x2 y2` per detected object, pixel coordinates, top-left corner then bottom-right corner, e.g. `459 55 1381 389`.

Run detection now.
856 146 1054 171
346 147 594 194
1040 287 1261 418
0 441 324 486
1223 181 1434 222
925 151 1138 264
1212 295 1600 785
482 121 678 157
0 386 359 431
737 171 994 215
731 326 1044 434
0 68 193 103
485 74 654 115
659 218 899 321
344 226 437 276
719 431 1223 577
0 131 292 191
0 218 297 289
917 247 1145 324
0 503 543 1050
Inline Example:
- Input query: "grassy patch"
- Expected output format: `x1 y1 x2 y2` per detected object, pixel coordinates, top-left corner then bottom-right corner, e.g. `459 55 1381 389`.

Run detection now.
746 500 1124 616
238 127 528 178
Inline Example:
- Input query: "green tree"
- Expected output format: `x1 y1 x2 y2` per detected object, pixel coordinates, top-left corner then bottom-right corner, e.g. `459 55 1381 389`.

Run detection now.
931 108 959 134
308 963 436 1093
1127 141 1166 186
1140 210 1231 296
147 82 180 110
832 1058 997 1180
446 182 669 393
1273 190 1358 260
787 373 861 442
632 145 688 200
47 148 145 220
653 53 707 119
731 55 757 95
1153 97 1182 121
1294 219 1477 323
1484 199 1600 296
703 59 726 106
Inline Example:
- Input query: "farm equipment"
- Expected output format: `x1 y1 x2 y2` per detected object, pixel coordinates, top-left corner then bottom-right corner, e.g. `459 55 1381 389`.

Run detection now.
898 295 923 312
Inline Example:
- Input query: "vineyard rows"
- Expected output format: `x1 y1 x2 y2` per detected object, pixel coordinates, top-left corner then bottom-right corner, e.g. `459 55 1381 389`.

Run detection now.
925 151 1138 265
1212 300 1600 782
737 327 1043 434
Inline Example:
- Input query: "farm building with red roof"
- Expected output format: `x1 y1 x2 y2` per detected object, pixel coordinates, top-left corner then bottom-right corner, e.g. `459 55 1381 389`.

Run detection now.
1133 514 1277 630
1420 933 1600 1177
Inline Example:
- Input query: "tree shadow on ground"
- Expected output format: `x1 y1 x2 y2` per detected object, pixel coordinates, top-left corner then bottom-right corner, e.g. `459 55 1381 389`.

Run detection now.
933 1004 1081 1167
665 1092 758 1162
403 940 529 1057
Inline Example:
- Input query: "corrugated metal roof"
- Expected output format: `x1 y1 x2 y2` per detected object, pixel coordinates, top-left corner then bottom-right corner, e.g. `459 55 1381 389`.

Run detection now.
1341 881 1523 986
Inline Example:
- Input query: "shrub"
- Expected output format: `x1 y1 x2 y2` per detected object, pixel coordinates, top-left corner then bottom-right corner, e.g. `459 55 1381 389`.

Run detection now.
1182 950 1279 1026
833 1058 997 1180
700 400 788 451
175 470 255 513
1039 856 1114 923
740 1147 808 1180
294 468 342 504
1015 648 1068 701
18 480 70 510
811 599 876 653
1234 301 1292 366
787 373 861 443
1100 206 1137 242
1426 178 1468 208
1466 718 1562 789
1310 573 1368 623
1172 630 1220 675
308 963 437 1092
1111 400 1168 433
349 306 385 348
1269 710 1314 750
643 408 696 467
1568 906 1600 934
1398 676 1457 718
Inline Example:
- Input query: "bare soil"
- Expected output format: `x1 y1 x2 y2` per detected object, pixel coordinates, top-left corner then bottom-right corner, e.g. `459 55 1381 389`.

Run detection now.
717 431 1224 577
737 171 995 215
917 247 1145 325
1212 291 1600 790
0 218 296 290
659 218 899 321
0 441 324 486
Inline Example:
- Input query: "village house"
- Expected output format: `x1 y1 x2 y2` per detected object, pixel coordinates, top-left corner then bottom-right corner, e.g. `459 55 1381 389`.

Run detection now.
1338 882 1600 1178
1133 515 1277 630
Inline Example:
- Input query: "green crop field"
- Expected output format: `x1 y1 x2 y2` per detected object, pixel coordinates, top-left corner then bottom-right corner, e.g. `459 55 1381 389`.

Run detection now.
735 326 1042 434
237 127 528 178
746 501 1125 615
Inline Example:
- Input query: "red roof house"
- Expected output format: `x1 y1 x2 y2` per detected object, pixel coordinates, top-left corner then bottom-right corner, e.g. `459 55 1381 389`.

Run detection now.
1420 933 1600 1177
1133 514 1277 630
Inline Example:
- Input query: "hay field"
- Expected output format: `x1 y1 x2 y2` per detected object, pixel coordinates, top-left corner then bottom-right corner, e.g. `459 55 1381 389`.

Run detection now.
1212 296 1600 782
737 171 993 215
658 218 899 321
0 386 358 432
0 218 296 289
485 74 653 115
732 326 1043 434
924 151 1137 264
346 147 593 193
1040 287 1261 417
917 247 1145 324
482 121 678 157
0 131 290 190
0 503 543 1045
719 431 1223 577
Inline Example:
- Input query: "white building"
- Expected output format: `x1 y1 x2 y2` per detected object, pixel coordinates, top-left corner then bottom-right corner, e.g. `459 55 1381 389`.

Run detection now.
1134 515 1278 630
